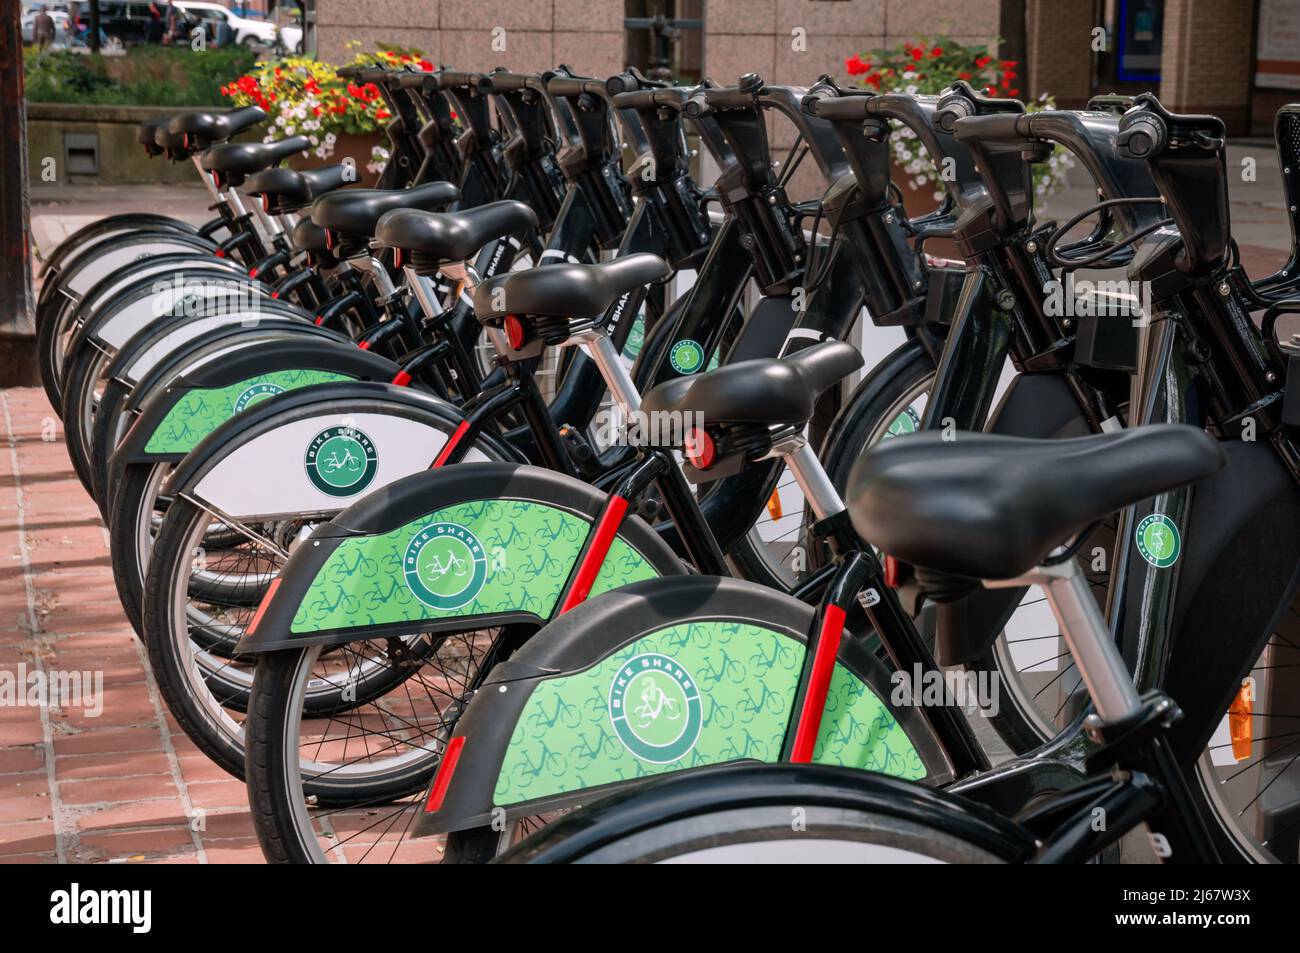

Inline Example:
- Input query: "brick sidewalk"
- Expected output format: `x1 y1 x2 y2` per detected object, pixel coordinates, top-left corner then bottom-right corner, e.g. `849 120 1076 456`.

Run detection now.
0 387 265 864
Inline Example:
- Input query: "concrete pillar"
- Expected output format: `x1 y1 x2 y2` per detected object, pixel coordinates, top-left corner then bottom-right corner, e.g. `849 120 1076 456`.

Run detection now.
0 7 35 386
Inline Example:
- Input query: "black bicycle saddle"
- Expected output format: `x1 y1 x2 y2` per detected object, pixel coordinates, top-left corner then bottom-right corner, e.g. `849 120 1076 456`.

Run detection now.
475 253 669 319
847 425 1225 580
310 182 461 239
245 165 356 214
201 137 311 176
641 341 863 428
168 105 267 148
374 201 538 266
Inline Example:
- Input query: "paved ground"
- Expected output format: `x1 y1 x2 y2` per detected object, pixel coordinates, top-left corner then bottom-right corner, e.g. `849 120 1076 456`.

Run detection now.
0 386 267 864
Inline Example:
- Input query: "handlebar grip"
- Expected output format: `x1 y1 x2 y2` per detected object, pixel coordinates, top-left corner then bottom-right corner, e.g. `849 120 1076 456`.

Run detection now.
700 86 759 112
951 112 1030 143
437 70 481 89
803 92 871 121
396 71 437 90
477 71 533 93
613 88 690 111
547 75 603 99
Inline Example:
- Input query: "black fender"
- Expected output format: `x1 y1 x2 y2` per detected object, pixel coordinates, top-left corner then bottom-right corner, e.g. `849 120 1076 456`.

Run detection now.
55 253 246 355
235 462 686 652
36 213 199 292
108 338 400 471
1148 437 1300 763
933 371 1097 665
416 575 953 835
94 324 344 504
158 382 523 520
66 268 300 361
41 230 219 312
498 762 1035 863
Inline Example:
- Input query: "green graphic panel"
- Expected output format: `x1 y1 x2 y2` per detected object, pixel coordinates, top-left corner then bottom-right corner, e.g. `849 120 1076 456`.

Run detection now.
493 620 925 806
143 369 352 454
289 499 659 633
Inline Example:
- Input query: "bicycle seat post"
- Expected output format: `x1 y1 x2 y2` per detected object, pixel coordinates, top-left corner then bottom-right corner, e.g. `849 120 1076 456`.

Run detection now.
986 558 1143 725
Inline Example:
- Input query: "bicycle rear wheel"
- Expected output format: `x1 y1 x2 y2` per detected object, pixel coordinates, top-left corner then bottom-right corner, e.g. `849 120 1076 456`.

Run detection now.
499 763 1030 864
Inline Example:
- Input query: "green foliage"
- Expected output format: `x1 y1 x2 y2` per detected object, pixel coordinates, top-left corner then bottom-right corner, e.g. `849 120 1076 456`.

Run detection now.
24 46 259 106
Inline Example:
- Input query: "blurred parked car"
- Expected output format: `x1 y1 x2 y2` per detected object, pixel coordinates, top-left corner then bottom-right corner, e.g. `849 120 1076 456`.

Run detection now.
176 1 277 45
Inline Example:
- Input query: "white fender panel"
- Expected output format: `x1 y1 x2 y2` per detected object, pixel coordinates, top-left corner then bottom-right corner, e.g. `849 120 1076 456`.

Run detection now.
191 411 488 519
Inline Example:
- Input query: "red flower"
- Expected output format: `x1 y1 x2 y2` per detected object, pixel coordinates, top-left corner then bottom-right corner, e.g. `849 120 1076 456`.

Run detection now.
930 47 943 58
1008 88 1020 97
845 53 870 75
975 55 992 68
911 47 924 61
957 71 972 80
376 108 391 120
418 59 434 71
999 59 1017 69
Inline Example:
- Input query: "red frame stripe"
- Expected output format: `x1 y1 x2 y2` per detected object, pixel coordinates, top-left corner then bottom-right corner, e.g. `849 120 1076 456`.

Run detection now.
391 370 413 387
558 496 629 615
789 604 847 763
431 420 470 468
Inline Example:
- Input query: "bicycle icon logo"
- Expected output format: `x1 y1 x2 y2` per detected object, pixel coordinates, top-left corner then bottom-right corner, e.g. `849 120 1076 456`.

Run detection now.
402 522 488 610
304 426 378 497
609 652 703 764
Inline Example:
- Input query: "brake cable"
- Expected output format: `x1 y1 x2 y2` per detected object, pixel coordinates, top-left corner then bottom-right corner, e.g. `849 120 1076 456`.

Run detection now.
1045 197 1172 269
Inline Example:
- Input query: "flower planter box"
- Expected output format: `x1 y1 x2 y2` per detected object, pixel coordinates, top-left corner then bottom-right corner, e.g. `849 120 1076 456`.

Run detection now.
286 132 383 187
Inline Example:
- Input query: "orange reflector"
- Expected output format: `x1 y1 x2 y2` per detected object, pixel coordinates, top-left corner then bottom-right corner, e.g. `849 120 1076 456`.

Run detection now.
246 577 282 637
766 489 783 521
1229 680 1253 761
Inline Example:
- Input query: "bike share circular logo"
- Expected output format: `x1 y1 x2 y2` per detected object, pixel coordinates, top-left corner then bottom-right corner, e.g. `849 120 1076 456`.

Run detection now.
669 339 705 375
1135 513 1181 568
403 522 488 610
608 653 703 763
233 382 286 412
304 426 378 497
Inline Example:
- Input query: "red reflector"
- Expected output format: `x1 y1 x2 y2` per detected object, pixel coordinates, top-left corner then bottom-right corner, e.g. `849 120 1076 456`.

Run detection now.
249 267 259 278
394 248 404 269
246 577 282 636
504 314 526 350
357 340 371 351
270 291 280 299
214 248 226 258
684 427 715 469
424 735 465 813
392 370 412 387
883 555 900 588
313 315 325 325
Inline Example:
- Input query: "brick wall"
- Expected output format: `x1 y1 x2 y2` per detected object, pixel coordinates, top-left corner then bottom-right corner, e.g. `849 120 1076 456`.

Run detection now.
1024 0 1094 106
1160 0 1254 134
315 0 625 78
